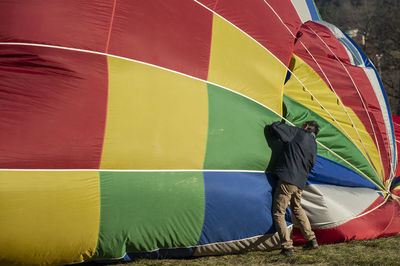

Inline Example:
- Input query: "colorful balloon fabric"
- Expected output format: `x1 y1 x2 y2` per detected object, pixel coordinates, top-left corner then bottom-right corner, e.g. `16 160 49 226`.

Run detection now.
393 115 400 178
0 1 399 265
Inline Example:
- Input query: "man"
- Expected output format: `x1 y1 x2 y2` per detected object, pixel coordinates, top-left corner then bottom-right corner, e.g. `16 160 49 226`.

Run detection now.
269 120 319 256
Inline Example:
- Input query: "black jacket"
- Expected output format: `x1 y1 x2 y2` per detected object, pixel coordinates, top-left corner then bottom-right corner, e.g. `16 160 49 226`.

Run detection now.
269 122 317 189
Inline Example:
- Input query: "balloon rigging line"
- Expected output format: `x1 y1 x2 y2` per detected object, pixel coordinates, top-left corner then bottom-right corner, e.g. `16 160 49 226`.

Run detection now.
0 6 396 261
376 197 397 234
355 194 389 219
0 41 381 191
305 24 394 180
6 0 383 180
0 164 386 193
261 0 381 180
0 42 283 120
105 0 117 53
192 0 286 76
191 1 382 189
279 108 385 192
295 42 381 179
307 129 387 192
306 24 383 162
283 66 381 183
262 0 379 177
0 168 265 173
305 23 393 179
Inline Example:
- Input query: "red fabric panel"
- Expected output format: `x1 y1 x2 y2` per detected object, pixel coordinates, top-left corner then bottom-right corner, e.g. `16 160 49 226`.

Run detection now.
293 197 400 244
197 0 301 66
294 21 391 179
0 0 113 52
0 45 108 169
393 114 400 177
108 0 212 80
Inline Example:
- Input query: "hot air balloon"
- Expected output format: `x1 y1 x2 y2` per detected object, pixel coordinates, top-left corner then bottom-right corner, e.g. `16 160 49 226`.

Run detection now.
0 0 398 265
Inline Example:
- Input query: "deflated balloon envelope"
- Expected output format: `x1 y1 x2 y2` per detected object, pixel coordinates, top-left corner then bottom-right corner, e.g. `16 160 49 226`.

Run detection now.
0 1 398 265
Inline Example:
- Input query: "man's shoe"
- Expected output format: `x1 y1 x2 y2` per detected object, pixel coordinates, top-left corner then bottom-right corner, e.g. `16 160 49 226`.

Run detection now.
280 247 294 256
303 238 319 250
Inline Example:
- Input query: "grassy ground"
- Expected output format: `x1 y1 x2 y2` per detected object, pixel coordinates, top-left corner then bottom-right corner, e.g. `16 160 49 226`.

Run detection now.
95 234 400 265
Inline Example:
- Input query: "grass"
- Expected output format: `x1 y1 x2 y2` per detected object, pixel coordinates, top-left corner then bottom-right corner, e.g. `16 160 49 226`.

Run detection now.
94 234 400 265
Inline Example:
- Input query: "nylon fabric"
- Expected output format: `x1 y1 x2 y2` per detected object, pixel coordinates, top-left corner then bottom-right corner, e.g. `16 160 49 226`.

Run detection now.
283 95 382 187
290 0 313 22
123 230 285 259
107 0 212 79
94 171 205 258
0 0 113 51
0 171 100 265
194 230 284 256
0 45 108 169
305 0 320 21
197 172 274 245
197 0 301 65
203 83 282 171
320 21 396 174
393 115 400 177
207 14 286 114
294 21 391 179
284 55 384 181
310 156 378 189
294 195 400 244
1 1 399 264
101 57 208 169
300 184 379 229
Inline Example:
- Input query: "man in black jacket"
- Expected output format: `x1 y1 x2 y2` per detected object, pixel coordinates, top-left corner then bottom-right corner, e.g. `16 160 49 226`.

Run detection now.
269 120 319 256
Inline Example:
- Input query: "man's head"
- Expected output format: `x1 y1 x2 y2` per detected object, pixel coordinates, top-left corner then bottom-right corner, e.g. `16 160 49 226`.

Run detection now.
302 121 319 136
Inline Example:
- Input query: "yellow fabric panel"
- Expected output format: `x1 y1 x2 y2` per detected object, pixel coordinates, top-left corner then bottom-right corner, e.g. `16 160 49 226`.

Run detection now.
101 57 208 169
284 55 384 181
207 14 286 115
0 171 100 265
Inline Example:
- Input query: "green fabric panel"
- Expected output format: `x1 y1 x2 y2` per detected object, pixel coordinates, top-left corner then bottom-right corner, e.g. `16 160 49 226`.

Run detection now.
94 171 205 259
204 83 282 171
283 95 382 187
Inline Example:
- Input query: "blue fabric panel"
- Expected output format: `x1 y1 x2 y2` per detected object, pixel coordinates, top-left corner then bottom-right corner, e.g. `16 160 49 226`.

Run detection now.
305 0 320 21
390 176 400 190
197 172 276 245
284 70 292 84
344 31 396 170
308 156 378 189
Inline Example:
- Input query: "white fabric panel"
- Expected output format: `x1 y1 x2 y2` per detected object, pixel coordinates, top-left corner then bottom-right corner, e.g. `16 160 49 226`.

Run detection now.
291 0 312 23
315 21 363 66
301 184 379 229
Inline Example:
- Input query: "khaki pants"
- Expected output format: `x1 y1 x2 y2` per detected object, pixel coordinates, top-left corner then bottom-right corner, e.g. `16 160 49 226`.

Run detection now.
272 180 315 249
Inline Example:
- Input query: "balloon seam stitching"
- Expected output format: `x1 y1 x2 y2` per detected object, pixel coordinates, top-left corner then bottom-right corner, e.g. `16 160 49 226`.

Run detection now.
0 168 265 172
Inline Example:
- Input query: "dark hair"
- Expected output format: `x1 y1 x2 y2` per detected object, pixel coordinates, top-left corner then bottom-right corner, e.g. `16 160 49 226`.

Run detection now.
303 121 319 136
